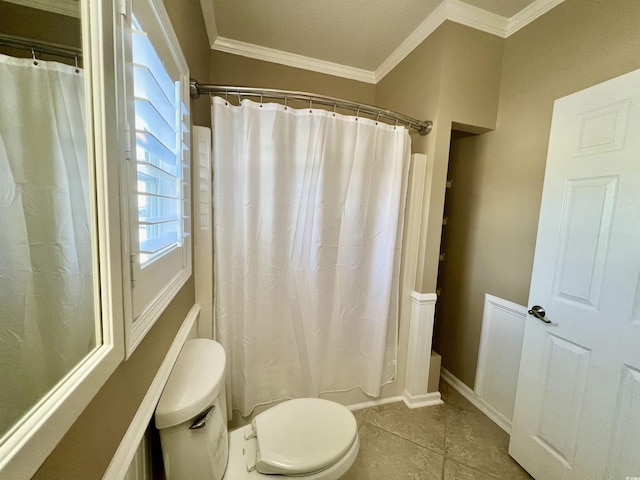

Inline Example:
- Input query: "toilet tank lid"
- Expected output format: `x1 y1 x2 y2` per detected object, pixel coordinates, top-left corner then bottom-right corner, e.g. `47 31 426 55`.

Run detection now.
155 339 226 429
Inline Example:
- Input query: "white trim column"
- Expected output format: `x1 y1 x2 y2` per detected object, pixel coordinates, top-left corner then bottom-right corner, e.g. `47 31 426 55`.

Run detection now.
403 291 442 408
193 126 214 339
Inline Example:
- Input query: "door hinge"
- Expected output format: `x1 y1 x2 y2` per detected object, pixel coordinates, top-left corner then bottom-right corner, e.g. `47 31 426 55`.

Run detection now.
129 254 136 287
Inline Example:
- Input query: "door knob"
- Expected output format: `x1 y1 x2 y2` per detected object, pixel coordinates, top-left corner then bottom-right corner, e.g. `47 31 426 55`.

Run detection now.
528 305 552 324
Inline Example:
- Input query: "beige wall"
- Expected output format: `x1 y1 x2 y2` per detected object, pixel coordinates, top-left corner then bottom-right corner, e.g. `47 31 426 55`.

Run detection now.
32 1 208 478
433 0 640 388
0 2 81 55
208 50 376 104
166 0 212 128
33 284 194 480
377 22 504 295
433 132 482 386
27 0 640 475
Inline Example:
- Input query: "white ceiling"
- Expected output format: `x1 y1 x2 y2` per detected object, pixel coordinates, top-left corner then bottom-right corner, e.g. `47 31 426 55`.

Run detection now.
212 0 445 72
202 0 564 83
5 0 563 83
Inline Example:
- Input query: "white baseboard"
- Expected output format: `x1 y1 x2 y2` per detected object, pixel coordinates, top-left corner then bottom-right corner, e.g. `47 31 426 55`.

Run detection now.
441 367 512 434
347 390 443 412
103 304 201 480
402 390 443 409
122 428 151 480
347 395 404 412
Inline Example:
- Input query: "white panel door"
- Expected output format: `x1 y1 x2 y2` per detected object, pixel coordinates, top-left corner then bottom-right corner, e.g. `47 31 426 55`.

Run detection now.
509 68 640 480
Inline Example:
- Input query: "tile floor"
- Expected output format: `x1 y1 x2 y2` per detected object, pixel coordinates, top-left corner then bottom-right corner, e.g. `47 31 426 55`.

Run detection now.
342 381 533 480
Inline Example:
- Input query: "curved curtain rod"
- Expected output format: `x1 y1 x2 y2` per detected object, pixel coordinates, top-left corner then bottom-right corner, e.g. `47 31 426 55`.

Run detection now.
0 33 82 61
190 80 433 136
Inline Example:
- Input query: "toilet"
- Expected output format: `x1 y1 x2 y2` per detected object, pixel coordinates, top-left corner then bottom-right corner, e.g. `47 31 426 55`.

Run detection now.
155 338 360 480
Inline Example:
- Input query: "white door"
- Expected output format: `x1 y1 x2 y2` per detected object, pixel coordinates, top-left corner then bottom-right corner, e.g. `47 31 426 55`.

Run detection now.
509 68 640 480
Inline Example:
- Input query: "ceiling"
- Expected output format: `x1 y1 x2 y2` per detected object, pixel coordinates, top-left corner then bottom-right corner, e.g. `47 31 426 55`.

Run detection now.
202 0 565 83
2 0 565 83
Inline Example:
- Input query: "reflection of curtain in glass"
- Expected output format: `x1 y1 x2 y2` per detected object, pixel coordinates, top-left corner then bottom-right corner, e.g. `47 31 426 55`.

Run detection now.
212 97 411 416
0 54 95 435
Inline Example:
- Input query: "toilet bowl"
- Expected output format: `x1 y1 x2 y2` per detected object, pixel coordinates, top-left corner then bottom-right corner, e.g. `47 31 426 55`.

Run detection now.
155 338 359 480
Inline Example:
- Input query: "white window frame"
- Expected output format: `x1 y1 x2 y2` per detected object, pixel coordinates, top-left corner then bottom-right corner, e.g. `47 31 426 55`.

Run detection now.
0 1 125 477
118 0 192 357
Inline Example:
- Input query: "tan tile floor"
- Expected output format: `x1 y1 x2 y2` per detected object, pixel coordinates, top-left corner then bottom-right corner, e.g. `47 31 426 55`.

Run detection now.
342 381 533 480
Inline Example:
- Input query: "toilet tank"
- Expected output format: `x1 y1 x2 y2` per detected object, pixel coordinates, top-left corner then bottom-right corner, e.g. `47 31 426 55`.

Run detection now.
155 339 228 480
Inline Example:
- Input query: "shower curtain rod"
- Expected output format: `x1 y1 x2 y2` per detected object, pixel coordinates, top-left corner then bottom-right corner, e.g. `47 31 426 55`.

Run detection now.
190 81 433 136
0 33 82 61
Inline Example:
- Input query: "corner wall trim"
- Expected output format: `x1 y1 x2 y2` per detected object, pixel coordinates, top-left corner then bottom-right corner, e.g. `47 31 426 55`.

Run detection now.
404 292 438 406
403 390 443 409
102 304 201 480
441 367 511 434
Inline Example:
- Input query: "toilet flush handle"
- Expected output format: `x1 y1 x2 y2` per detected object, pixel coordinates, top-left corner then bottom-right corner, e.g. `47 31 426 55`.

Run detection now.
189 405 215 430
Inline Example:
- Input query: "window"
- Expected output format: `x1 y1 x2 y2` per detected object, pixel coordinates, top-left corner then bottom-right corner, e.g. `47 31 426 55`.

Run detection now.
132 13 185 266
122 0 191 355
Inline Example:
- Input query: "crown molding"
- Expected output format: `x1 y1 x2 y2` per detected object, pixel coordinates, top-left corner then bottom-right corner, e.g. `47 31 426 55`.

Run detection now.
2 0 79 17
375 0 508 82
375 0 564 82
199 0 218 48
445 0 509 38
205 0 565 85
506 0 566 36
374 1 448 82
212 37 377 84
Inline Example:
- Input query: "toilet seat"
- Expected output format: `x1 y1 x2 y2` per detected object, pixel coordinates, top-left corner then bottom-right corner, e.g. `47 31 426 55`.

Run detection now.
249 399 358 476
155 338 360 480
224 417 360 480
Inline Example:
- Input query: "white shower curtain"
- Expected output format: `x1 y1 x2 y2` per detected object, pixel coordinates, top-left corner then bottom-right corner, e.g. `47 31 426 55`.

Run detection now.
212 96 411 415
0 54 93 435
